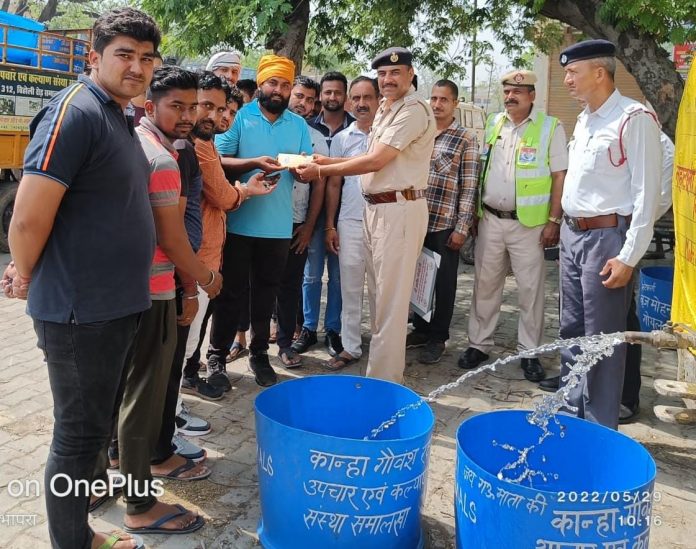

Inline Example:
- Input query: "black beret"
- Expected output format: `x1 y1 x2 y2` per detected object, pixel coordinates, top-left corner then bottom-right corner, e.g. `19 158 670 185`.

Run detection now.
371 47 413 69
559 39 616 67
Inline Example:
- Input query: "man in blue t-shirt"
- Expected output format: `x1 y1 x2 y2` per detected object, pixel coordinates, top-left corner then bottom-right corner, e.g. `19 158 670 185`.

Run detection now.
210 54 313 387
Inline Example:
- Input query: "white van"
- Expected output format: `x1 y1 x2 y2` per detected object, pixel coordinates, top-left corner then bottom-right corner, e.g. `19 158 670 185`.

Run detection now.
453 103 486 150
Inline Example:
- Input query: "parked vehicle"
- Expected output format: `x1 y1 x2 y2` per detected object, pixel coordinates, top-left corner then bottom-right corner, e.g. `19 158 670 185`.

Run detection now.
0 10 89 251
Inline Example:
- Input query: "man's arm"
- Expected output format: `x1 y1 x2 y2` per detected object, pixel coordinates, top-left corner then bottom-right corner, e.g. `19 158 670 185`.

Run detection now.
8 174 66 279
602 112 662 288
298 142 400 180
449 132 479 250
220 155 280 176
292 177 325 255
540 123 568 248
324 175 342 254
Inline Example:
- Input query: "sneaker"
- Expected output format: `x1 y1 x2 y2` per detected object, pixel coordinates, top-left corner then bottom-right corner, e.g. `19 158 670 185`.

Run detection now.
181 374 225 401
249 353 278 387
291 327 318 354
172 435 206 462
418 340 445 364
325 330 343 357
406 331 429 349
207 354 231 392
175 409 211 437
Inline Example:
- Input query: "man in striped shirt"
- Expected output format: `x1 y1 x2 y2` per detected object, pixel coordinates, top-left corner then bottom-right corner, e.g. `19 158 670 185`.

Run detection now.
406 80 479 364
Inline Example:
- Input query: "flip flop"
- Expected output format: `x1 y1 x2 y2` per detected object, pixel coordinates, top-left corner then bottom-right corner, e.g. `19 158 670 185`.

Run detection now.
89 486 123 513
227 341 249 363
152 458 211 481
123 504 205 535
96 531 144 549
277 347 302 369
323 353 359 371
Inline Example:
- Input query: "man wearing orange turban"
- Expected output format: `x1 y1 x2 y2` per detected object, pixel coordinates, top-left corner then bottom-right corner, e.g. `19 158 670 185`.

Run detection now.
208 54 316 388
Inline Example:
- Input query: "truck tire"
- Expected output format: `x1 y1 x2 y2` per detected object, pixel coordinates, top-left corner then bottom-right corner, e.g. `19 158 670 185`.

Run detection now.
0 183 18 253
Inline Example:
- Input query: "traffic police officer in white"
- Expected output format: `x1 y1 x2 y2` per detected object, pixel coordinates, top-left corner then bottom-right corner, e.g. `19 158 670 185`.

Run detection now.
297 47 436 383
459 69 567 382
559 39 662 429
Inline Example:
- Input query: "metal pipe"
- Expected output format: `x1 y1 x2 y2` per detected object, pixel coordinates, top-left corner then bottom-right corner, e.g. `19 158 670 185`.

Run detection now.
624 329 696 349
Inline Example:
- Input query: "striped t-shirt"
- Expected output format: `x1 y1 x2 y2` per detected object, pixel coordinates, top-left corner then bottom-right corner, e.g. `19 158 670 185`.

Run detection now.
136 117 181 300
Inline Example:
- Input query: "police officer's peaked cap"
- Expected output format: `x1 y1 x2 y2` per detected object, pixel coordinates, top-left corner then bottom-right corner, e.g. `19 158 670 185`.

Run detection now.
559 39 616 67
500 69 537 87
371 47 413 69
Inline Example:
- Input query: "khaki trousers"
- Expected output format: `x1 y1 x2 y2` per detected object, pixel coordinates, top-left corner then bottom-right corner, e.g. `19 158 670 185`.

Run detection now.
364 197 428 382
468 211 545 352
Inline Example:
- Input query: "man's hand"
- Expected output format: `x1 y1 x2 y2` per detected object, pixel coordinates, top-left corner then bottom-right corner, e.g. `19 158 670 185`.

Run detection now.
312 154 331 165
446 231 467 251
241 172 279 197
326 228 340 254
540 221 560 248
291 223 313 255
295 163 320 182
1 262 30 300
599 257 634 289
198 271 223 298
255 156 281 173
178 295 199 326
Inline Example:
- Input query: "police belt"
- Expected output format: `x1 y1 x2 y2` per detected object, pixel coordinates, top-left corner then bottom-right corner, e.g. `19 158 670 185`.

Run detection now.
362 189 426 205
483 204 518 220
563 213 632 232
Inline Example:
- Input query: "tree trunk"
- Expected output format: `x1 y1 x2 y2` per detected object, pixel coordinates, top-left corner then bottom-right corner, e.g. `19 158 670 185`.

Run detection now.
539 0 683 140
38 0 60 22
7 0 29 16
265 0 310 75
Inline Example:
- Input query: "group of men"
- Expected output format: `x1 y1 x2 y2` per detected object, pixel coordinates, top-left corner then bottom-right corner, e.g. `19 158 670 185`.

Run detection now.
0 5 670 548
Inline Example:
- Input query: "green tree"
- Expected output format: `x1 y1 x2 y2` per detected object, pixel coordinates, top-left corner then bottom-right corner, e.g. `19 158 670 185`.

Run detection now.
140 0 692 138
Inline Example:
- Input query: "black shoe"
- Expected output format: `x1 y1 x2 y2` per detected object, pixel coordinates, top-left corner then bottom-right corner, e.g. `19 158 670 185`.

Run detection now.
250 353 278 387
181 374 225 401
538 375 560 392
418 340 445 364
291 327 318 354
521 358 546 382
406 331 429 349
207 354 231 392
457 347 489 369
619 404 640 424
324 330 343 357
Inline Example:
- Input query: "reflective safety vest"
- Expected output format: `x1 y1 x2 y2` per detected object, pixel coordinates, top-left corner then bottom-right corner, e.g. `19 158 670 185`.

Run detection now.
478 111 558 227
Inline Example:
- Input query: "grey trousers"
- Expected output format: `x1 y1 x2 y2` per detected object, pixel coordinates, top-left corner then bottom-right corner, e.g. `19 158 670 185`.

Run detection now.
559 218 633 429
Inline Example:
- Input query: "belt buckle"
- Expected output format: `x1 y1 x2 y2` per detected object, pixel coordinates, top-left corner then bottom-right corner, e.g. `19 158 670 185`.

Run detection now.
500 210 513 219
565 216 580 231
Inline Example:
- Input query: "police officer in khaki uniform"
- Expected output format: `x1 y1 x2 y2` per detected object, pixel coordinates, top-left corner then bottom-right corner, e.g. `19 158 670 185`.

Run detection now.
297 47 436 383
459 69 568 381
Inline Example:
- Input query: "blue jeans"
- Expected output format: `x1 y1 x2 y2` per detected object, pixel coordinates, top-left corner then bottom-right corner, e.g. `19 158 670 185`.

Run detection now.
35 314 140 549
302 214 342 333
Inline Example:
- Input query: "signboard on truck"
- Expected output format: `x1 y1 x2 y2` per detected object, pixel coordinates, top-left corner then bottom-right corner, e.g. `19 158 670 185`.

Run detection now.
0 65 76 131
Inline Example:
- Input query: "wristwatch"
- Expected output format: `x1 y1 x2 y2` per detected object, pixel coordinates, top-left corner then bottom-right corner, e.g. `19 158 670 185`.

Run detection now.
548 215 562 225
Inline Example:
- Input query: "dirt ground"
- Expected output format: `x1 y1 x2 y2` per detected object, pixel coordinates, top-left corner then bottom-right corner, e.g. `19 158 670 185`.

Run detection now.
1 254 695 548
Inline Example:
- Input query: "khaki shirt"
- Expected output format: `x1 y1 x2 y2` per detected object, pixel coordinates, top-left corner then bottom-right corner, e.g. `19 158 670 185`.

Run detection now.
483 107 568 212
361 87 436 194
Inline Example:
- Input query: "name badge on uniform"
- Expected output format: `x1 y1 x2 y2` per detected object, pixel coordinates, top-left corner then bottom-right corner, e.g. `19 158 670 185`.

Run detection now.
519 146 537 164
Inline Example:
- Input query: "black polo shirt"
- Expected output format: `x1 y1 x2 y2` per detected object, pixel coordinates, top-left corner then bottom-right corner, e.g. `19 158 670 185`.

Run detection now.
23 75 155 324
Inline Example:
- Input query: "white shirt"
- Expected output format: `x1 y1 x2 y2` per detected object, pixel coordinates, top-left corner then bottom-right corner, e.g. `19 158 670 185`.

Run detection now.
292 125 329 223
331 121 370 222
562 89 662 267
657 132 674 218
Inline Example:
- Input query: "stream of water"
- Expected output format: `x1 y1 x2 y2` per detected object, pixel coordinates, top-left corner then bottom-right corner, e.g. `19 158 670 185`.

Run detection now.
366 332 626 486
